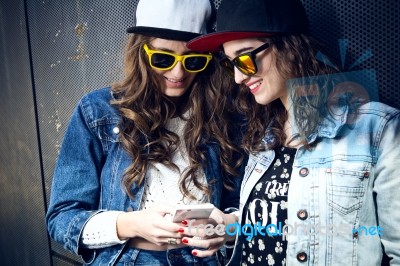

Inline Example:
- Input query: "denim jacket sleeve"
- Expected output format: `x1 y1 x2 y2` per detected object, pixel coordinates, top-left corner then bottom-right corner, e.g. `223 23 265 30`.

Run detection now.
220 153 248 213
46 92 108 263
373 109 400 264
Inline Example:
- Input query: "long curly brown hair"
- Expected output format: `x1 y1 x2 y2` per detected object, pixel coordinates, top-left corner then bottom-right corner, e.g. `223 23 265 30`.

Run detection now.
235 34 367 152
112 34 242 200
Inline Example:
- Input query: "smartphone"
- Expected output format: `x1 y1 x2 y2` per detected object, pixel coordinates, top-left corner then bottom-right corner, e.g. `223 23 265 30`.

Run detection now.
171 203 214 222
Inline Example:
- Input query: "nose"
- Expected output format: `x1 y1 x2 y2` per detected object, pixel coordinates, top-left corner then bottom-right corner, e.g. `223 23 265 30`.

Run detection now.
169 60 185 77
234 67 249 84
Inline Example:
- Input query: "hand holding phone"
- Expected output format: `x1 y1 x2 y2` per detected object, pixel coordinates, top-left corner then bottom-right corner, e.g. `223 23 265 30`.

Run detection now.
171 203 214 222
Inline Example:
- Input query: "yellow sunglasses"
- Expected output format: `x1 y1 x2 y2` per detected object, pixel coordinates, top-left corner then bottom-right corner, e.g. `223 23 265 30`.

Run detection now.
143 44 212 73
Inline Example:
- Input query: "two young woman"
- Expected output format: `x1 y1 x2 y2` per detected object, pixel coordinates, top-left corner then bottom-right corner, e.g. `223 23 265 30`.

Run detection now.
46 0 242 265
188 0 400 265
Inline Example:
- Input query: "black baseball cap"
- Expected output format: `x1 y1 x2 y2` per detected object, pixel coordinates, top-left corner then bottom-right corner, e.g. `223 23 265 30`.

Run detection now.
187 0 309 51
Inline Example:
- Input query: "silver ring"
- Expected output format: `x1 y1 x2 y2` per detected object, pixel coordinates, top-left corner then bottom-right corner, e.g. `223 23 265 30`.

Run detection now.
167 238 177 245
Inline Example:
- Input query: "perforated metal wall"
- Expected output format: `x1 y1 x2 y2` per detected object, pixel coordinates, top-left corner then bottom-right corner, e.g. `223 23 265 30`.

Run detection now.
26 0 139 264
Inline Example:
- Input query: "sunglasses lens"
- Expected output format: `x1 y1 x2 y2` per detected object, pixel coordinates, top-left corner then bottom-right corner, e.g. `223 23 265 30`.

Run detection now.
184 56 208 71
151 53 176 69
235 55 256 75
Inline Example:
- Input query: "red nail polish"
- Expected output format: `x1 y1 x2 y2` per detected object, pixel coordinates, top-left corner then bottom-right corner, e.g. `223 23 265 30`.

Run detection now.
182 238 188 244
181 220 188 225
178 228 184 233
192 251 198 256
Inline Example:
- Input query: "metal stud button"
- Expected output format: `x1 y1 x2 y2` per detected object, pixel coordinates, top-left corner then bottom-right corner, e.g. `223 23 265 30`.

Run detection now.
113 126 120 134
299 167 309 177
296 252 307 262
297 209 308 220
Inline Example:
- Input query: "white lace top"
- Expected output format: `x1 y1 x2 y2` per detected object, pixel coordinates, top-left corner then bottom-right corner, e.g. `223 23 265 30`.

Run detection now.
140 115 208 209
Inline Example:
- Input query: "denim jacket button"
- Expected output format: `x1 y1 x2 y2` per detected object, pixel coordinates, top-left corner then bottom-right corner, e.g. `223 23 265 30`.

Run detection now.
113 126 120 134
364 171 370 178
297 209 308 220
127 207 133 212
299 167 309 177
296 252 307 262
325 168 331 173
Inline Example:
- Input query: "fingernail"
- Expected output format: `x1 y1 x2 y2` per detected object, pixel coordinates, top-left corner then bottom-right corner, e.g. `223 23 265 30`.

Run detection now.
192 251 198 256
182 238 188 244
181 220 188 225
178 228 184 233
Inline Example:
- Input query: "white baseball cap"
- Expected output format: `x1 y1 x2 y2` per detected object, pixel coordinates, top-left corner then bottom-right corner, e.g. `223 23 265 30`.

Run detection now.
127 0 214 41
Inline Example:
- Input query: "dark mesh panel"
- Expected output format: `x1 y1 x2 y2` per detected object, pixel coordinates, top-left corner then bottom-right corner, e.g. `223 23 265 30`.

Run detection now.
302 0 400 109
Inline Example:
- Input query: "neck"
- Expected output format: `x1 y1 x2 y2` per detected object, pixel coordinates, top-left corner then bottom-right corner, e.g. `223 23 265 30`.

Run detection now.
165 92 190 117
280 94 289 111
167 95 186 105
283 119 302 148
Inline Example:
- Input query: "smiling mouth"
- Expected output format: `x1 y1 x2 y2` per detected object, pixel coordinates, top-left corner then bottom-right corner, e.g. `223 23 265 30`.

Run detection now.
249 81 262 91
165 77 185 83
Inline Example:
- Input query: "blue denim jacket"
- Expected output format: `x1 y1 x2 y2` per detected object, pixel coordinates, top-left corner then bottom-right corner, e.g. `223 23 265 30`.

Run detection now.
228 102 400 265
46 87 242 265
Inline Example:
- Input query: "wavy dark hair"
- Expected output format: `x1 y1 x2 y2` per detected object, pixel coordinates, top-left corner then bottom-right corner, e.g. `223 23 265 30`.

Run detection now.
234 34 368 152
111 34 242 199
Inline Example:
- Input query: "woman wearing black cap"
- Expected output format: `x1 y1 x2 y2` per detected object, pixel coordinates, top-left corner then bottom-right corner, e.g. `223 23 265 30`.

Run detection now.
188 0 400 265
46 0 243 265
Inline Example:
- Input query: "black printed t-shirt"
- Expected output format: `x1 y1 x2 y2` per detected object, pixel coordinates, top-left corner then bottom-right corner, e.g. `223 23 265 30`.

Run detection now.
240 146 297 266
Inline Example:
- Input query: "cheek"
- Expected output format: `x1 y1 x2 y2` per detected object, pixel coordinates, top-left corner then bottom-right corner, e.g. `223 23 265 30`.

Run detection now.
187 73 197 84
152 69 165 78
152 70 167 88
260 58 285 88
257 57 274 79
273 67 286 90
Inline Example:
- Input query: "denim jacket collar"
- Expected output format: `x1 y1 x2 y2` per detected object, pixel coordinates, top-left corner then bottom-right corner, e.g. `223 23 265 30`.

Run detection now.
263 104 350 145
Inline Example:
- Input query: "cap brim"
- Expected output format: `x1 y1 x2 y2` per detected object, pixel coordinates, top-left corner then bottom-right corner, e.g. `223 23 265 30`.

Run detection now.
187 31 274 52
127 26 200 42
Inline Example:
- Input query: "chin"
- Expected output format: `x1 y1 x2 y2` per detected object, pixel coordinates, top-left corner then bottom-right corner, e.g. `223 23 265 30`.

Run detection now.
254 97 271 106
163 88 187 97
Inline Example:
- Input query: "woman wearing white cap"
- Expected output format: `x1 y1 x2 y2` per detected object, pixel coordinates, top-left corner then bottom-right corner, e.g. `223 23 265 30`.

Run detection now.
188 0 400 265
46 0 244 265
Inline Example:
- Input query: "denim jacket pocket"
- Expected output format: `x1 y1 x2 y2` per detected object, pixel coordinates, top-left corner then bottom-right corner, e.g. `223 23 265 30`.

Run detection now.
326 167 368 216
90 117 121 152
